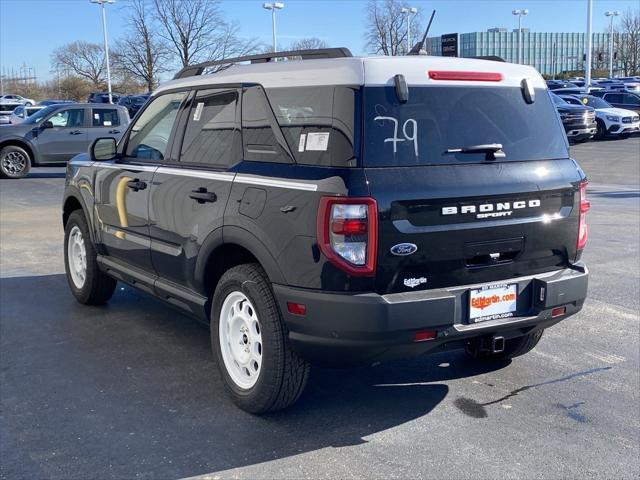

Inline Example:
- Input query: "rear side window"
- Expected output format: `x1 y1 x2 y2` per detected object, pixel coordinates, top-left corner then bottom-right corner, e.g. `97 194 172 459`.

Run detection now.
604 93 622 103
265 86 357 167
364 86 568 167
180 89 241 168
126 91 187 160
241 86 291 163
92 108 120 127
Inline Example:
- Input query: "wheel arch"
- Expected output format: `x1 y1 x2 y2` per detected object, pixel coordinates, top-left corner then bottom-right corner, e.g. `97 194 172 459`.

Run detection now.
62 189 96 244
0 139 36 165
196 226 287 308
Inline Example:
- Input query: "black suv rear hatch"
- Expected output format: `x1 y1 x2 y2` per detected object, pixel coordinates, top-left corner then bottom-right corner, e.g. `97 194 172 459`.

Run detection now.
362 85 583 294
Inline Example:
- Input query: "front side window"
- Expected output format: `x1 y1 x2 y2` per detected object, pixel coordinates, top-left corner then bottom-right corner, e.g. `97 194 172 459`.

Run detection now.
126 91 187 161
49 108 85 128
180 89 240 168
92 108 120 127
623 93 640 106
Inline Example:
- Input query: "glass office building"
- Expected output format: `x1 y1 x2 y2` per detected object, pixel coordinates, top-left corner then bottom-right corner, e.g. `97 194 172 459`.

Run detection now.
426 31 619 76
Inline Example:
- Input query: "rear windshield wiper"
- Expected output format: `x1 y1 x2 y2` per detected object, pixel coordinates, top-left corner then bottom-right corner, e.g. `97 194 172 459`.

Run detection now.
445 143 506 161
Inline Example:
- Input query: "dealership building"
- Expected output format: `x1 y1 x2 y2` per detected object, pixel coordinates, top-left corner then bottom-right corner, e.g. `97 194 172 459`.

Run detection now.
426 30 618 76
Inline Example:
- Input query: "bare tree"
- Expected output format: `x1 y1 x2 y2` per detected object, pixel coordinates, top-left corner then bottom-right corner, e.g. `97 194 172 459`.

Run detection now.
153 0 255 69
113 0 169 91
614 8 640 76
290 37 329 51
364 0 422 56
51 41 106 87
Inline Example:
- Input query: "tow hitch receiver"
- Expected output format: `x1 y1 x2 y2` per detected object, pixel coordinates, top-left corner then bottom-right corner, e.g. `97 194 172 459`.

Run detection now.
491 336 505 354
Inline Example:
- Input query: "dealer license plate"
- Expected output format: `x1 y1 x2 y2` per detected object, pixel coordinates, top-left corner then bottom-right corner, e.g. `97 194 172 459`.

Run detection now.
469 283 518 322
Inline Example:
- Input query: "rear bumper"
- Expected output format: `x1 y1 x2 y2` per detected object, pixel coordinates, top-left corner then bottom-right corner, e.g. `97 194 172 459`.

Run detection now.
274 265 588 366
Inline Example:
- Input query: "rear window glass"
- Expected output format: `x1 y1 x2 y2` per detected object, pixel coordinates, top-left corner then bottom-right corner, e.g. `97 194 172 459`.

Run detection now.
364 86 567 167
266 86 357 167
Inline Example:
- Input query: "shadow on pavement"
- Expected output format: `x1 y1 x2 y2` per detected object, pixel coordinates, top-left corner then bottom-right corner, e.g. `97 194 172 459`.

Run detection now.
0 274 507 479
24 171 67 179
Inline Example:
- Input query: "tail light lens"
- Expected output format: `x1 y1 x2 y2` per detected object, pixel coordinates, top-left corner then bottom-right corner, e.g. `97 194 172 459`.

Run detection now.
577 180 590 251
317 197 378 276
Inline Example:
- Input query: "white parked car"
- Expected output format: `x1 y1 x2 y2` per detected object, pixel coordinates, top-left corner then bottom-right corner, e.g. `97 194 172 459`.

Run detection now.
560 94 640 139
0 94 35 115
2 105 46 124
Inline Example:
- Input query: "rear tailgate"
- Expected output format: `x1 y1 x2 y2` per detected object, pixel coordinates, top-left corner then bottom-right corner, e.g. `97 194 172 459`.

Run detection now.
366 159 582 294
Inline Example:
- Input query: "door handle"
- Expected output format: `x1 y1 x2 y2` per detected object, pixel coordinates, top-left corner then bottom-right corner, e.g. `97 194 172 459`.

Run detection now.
126 179 147 191
108 129 120 134
69 130 83 135
189 188 217 204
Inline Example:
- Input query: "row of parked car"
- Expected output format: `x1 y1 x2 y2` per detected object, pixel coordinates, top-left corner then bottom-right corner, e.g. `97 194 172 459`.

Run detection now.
547 77 640 143
0 92 150 126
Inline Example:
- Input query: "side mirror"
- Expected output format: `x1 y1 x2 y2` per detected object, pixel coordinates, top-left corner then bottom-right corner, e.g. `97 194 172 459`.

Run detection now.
42 120 53 129
90 137 118 162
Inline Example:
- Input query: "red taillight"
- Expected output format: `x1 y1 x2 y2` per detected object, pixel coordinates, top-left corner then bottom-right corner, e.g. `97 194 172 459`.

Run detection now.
577 180 590 251
414 330 437 342
551 306 566 318
317 197 378 277
428 71 503 82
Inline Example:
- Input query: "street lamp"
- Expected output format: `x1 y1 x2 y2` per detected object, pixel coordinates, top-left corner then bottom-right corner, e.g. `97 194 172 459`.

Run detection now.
263 3 284 54
90 0 115 104
512 9 529 64
400 7 418 54
605 10 620 78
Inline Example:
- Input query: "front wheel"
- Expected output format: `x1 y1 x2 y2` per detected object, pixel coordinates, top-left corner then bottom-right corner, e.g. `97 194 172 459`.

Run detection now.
64 210 117 305
211 264 310 413
595 120 607 140
0 145 31 179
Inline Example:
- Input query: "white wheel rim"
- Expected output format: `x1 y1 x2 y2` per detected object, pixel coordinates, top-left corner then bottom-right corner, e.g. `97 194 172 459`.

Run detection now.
219 291 263 390
67 226 87 289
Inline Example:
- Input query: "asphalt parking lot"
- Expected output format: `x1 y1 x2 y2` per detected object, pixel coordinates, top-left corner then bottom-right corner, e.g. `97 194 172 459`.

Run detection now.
1 138 639 479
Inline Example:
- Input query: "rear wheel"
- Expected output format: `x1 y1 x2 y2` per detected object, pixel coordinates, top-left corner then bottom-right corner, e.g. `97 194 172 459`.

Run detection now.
64 210 117 305
466 329 544 361
0 145 31 179
211 264 310 413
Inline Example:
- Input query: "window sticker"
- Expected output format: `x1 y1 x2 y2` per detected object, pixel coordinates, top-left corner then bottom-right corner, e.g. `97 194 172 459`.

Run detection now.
94 113 100 120
298 134 307 152
104 120 112 126
193 102 204 121
305 132 330 151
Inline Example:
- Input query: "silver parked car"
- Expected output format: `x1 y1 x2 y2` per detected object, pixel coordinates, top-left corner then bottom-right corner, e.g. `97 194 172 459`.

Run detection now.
0 103 130 179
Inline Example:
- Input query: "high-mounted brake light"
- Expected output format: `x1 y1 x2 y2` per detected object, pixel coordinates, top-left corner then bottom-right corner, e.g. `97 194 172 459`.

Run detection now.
317 197 378 276
577 180 590 251
428 71 503 82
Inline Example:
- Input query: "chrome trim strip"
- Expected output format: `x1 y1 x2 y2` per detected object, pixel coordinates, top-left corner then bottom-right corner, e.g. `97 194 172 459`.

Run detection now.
97 163 158 173
155 166 235 182
234 174 318 192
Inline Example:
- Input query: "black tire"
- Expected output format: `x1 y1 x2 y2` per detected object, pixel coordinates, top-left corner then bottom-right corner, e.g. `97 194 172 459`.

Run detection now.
211 263 310 413
467 329 544 361
0 145 31 179
64 210 117 305
595 120 607 140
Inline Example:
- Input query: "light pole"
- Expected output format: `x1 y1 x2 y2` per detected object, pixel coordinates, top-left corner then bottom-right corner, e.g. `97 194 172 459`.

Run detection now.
263 3 284 54
585 0 593 92
400 7 418 54
512 9 529 64
605 10 620 78
91 0 115 104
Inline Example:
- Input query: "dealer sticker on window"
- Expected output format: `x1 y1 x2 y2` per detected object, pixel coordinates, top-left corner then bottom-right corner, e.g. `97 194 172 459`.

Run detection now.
469 283 517 322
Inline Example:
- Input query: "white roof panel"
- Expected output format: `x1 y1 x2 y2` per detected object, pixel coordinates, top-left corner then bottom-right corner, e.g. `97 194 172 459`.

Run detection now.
154 55 546 94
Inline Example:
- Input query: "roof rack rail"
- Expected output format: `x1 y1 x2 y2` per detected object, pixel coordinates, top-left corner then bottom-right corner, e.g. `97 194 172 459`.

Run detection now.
173 47 353 80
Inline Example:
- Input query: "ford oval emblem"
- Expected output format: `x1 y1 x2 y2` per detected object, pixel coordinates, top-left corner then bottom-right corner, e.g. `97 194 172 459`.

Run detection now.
390 243 418 256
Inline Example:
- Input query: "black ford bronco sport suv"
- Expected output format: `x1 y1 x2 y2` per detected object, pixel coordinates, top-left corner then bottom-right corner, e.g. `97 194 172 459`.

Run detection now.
62 48 589 413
